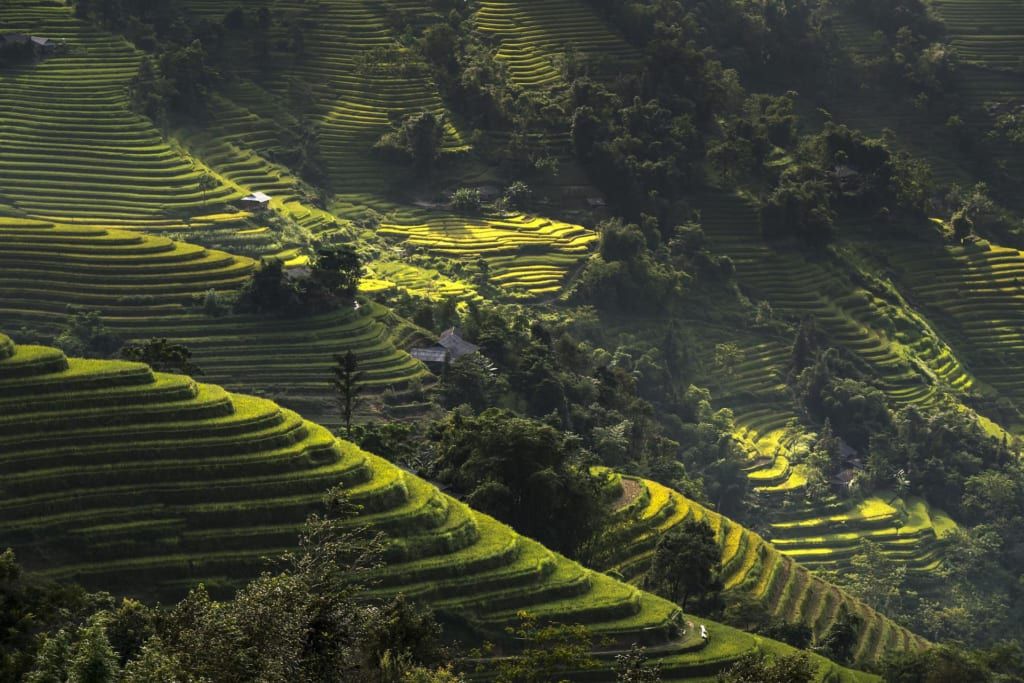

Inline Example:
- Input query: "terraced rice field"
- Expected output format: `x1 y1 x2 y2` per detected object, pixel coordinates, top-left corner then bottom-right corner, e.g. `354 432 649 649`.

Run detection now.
366 260 480 302
929 0 1024 177
378 208 598 297
682 197 964 576
180 0 466 196
885 239 1024 413
474 0 638 88
699 195 974 407
0 217 426 422
603 474 929 666
0 0 238 220
768 493 956 572
0 334 878 681
932 0 1024 70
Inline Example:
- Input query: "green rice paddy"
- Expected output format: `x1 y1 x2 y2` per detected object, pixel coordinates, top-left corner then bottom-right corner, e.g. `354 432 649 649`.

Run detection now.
601 474 928 667
0 333 877 681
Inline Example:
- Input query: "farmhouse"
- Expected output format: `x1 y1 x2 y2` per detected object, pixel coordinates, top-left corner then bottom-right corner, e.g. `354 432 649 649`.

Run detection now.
438 327 479 359
410 346 449 369
410 328 480 372
0 33 56 56
240 191 272 211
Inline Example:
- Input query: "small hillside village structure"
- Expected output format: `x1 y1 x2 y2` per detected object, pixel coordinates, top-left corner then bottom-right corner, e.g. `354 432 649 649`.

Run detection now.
410 328 480 372
240 191 272 211
830 439 865 492
0 33 57 60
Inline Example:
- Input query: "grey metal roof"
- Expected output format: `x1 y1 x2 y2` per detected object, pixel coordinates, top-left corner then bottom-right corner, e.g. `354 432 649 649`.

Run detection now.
411 346 448 364
438 328 479 360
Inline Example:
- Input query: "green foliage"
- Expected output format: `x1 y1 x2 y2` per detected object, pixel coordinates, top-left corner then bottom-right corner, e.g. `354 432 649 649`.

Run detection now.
717 651 817 683
0 550 96 683
442 353 505 412
375 112 445 175
825 540 912 616
881 646 998 683
599 220 646 262
648 518 721 610
120 339 202 376
120 638 188 683
816 609 863 665
312 245 363 305
331 351 363 437
503 181 532 210
235 248 361 317
25 630 74 683
234 260 300 315
54 310 122 358
67 616 120 683
449 188 482 214
13 486 453 683
574 246 687 314
759 168 835 247
490 612 596 683
431 409 610 557
721 598 812 650
614 644 661 683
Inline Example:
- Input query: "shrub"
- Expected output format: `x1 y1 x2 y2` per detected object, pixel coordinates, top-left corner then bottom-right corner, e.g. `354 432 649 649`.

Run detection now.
503 181 532 209
450 187 481 213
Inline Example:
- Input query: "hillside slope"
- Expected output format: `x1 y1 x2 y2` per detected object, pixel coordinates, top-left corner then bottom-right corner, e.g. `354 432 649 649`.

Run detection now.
600 474 928 667
0 333 875 681
0 216 426 422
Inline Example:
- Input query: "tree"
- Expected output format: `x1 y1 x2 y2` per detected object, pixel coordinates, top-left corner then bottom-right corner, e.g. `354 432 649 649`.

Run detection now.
648 519 721 610
882 645 995 683
26 631 74 683
121 638 189 683
492 612 595 683
54 309 122 358
615 643 661 683
599 220 645 262
120 339 203 376
432 410 609 557
713 343 743 379
128 57 171 134
717 651 817 683
375 111 445 175
311 246 362 305
450 188 482 213
67 617 120 683
331 351 363 437
197 172 217 207
234 260 299 315
950 209 973 243
158 40 218 120
817 608 862 665
827 540 909 616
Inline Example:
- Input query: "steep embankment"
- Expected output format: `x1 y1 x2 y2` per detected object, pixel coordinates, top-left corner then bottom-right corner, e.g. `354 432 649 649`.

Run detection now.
0 216 426 421
600 474 929 667
0 333 875 681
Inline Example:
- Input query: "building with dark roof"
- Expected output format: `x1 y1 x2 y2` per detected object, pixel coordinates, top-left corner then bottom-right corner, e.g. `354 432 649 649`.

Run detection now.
438 328 479 360
410 346 448 366
410 329 480 373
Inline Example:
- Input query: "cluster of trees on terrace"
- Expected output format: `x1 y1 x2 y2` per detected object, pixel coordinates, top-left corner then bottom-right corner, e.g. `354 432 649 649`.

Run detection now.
234 244 363 316
785 322 1024 646
42 0 1024 674
0 486 878 683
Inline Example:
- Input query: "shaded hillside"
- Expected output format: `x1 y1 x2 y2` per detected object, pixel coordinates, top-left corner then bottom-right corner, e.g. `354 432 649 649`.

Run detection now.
599 473 929 667
0 332 876 681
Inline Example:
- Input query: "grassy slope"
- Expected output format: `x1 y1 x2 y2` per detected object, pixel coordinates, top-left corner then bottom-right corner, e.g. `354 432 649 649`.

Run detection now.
0 332 875 682
598 473 928 667
0 216 427 423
